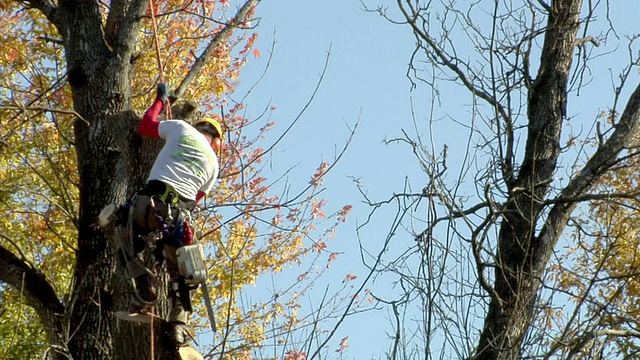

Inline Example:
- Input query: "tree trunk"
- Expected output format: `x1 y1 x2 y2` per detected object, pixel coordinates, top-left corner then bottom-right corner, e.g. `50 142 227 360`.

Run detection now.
53 1 144 358
475 1 583 359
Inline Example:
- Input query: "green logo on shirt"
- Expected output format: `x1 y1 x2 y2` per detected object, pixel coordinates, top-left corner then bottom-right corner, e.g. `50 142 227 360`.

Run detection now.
170 135 214 177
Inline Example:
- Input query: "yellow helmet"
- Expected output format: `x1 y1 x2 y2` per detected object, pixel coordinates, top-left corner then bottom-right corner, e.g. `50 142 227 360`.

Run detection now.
193 117 223 139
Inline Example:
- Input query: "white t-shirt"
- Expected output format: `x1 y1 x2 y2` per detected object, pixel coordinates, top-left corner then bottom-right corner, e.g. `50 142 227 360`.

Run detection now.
147 120 219 200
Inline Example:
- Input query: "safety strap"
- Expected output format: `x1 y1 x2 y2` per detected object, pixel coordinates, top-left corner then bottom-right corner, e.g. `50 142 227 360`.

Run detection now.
157 183 180 206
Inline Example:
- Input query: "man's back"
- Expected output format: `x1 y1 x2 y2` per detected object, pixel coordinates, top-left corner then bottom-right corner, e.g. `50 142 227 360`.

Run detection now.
149 120 219 201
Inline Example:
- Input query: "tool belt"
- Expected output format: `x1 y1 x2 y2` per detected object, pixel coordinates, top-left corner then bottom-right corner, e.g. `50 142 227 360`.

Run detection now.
137 180 195 210
131 180 195 238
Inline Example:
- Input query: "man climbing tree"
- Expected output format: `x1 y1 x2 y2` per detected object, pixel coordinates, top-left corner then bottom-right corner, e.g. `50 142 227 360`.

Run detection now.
101 82 223 349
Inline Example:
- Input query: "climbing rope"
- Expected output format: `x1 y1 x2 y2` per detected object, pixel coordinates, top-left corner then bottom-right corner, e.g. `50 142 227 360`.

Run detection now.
146 1 171 357
148 0 173 120
150 307 155 360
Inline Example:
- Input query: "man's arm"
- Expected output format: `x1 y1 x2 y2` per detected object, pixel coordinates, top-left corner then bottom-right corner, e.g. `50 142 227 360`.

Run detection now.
195 191 206 205
138 98 163 138
139 83 170 138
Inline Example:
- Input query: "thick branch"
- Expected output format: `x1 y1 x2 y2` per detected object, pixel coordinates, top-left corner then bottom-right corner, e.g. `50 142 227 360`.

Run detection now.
18 0 65 37
104 0 149 59
173 0 260 98
566 329 640 358
0 244 65 346
18 0 56 18
477 1 585 358
536 82 640 267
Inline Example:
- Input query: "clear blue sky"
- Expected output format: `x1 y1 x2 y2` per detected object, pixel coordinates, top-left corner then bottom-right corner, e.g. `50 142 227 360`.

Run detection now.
230 1 640 359
233 1 424 357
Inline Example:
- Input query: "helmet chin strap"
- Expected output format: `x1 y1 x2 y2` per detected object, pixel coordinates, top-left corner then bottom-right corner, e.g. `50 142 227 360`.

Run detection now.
212 138 222 153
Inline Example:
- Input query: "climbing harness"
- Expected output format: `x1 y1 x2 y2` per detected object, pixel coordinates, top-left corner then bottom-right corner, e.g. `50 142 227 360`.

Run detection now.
102 180 212 353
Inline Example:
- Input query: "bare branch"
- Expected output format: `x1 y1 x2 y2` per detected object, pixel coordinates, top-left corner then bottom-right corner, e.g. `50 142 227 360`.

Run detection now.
0 105 89 125
173 0 260 99
395 0 512 125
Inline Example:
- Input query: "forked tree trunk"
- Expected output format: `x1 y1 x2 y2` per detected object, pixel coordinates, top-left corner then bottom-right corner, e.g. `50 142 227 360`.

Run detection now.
475 1 583 359
52 1 151 358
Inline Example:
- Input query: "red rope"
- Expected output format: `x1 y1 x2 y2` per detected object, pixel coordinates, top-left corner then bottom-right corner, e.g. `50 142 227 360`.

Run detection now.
150 306 155 360
148 0 173 120
146 4 166 357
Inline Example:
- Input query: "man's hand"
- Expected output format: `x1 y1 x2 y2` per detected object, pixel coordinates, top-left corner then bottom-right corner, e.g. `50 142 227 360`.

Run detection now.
157 83 170 103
